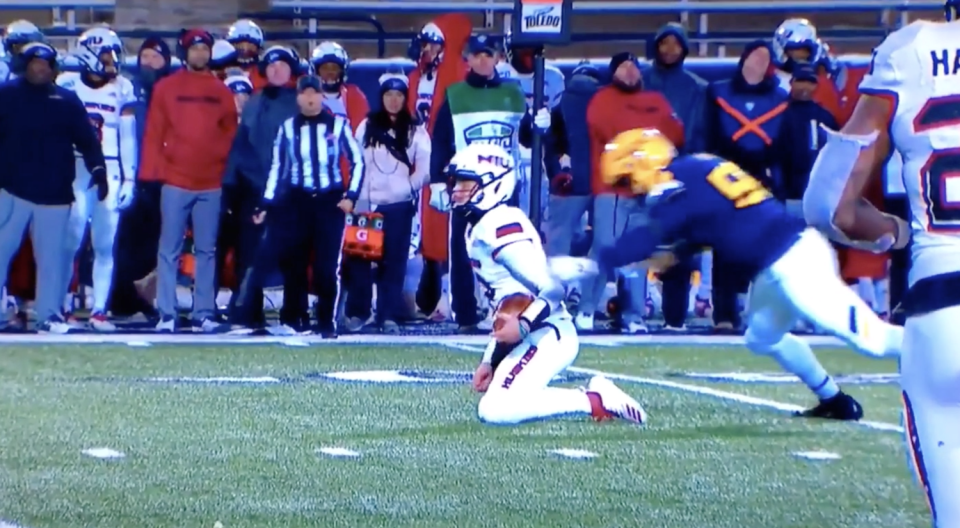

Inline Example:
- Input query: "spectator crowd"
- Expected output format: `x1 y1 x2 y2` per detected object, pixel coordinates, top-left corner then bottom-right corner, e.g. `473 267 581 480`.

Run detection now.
0 15 896 336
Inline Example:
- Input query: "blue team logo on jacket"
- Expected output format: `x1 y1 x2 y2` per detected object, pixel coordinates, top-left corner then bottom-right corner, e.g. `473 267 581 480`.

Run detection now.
464 121 515 148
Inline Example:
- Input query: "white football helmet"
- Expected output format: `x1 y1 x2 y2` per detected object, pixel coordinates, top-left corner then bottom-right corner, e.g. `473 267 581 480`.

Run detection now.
772 18 818 67
76 27 123 78
446 143 517 214
310 41 350 91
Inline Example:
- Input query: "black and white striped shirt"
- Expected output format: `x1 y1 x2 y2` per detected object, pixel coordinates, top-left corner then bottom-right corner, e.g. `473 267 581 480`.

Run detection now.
263 112 364 203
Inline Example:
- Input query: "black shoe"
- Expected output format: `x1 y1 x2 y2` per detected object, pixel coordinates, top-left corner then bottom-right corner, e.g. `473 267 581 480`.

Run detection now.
795 391 863 421
316 325 338 339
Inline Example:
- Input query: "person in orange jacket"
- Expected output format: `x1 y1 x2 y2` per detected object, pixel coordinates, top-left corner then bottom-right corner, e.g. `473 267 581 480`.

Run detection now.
405 14 472 317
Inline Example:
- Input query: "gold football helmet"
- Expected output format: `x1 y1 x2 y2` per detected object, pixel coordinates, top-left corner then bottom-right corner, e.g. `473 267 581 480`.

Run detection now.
600 128 677 195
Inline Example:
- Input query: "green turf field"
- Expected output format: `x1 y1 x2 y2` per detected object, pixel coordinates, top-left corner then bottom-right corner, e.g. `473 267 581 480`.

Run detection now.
0 338 930 528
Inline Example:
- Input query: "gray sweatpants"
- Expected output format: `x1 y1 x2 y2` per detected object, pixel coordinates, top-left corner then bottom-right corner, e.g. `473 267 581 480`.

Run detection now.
578 193 647 323
157 184 221 320
0 189 70 323
543 194 592 257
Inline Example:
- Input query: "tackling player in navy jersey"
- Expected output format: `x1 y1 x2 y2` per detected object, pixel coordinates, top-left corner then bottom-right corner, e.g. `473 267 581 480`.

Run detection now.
589 128 904 419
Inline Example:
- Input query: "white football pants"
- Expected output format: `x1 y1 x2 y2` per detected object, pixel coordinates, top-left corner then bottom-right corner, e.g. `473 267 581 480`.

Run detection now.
745 228 902 360
901 305 960 528
61 158 121 313
477 316 593 424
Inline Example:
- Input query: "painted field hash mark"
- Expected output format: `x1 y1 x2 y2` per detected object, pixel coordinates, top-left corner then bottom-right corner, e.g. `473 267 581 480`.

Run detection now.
793 451 842 461
549 448 598 459
317 447 360 458
82 447 125 459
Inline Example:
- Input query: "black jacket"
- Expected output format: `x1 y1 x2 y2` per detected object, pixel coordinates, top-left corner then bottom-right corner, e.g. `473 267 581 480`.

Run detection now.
0 78 105 205
774 99 839 201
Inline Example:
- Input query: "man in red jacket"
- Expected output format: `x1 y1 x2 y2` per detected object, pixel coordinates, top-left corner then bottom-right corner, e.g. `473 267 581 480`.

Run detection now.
580 51 684 334
140 29 237 333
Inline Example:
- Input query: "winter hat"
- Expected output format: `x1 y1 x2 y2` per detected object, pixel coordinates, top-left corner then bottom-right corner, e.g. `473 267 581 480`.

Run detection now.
792 62 818 83
19 42 57 67
379 72 408 94
572 60 602 81
259 45 301 76
138 36 171 68
225 74 253 94
297 74 321 93
210 39 238 70
180 28 214 51
609 52 640 75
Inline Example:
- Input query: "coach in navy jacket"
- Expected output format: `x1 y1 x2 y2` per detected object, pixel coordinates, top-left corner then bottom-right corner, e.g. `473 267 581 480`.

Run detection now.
0 42 106 332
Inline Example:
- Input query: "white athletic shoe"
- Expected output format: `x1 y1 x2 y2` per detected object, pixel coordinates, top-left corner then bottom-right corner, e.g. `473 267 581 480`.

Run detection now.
89 312 117 332
574 313 594 331
586 375 648 425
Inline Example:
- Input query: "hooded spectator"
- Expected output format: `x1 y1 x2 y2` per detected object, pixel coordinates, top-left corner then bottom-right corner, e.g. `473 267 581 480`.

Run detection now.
582 51 683 335
108 35 172 318
344 73 431 333
643 23 710 330
140 28 237 333
705 40 788 332
644 23 708 154
774 62 839 208
222 45 301 330
544 61 601 257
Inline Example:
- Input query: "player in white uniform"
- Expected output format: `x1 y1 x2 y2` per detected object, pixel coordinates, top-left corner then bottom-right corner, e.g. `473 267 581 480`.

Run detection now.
803 3 960 524
56 27 138 332
444 143 647 426
0 20 44 83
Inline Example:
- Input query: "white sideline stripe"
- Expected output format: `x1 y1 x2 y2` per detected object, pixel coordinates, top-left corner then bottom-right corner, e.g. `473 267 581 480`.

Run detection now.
1 521 26 528
442 343 904 434
0 333 847 346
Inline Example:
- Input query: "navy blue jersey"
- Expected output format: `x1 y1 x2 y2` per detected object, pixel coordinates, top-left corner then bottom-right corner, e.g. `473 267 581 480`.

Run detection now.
604 153 805 281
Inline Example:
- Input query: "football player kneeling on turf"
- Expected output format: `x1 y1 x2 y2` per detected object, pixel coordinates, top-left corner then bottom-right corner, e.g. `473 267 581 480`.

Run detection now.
444 143 647 425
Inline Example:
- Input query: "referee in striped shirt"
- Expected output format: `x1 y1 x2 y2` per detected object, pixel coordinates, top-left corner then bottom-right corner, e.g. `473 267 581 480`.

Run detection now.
232 75 363 337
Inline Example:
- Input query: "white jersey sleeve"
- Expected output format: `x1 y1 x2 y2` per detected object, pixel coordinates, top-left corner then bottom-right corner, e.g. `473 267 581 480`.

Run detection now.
115 75 137 111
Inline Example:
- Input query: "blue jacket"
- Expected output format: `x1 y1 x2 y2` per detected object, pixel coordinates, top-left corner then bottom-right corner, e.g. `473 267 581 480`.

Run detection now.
644 23 708 154
774 99 839 201
223 85 299 190
0 79 105 205
706 40 789 188
553 72 600 195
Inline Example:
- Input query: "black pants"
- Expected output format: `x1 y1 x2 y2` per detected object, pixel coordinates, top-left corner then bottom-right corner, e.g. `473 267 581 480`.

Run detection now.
233 190 345 330
109 182 162 316
660 255 693 328
416 259 444 317
345 201 416 323
221 179 265 324
885 195 911 324
448 207 479 326
712 252 746 327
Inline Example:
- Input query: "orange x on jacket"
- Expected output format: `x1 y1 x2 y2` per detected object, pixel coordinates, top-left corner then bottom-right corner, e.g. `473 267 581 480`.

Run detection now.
408 13 471 263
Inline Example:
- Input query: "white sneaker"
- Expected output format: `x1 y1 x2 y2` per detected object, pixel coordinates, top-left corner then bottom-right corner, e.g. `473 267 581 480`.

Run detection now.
89 312 117 332
37 316 74 335
574 313 594 331
266 324 298 336
623 321 649 334
155 316 175 332
586 375 647 425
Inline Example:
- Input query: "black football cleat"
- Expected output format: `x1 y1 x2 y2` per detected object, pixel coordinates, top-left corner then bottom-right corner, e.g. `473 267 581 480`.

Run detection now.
794 391 864 421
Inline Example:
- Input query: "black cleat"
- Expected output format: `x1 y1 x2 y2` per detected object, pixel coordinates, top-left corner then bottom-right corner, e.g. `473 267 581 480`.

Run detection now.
795 391 864 421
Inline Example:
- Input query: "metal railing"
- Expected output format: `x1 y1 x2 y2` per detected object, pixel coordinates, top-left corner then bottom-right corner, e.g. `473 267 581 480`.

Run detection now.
268 0 945 13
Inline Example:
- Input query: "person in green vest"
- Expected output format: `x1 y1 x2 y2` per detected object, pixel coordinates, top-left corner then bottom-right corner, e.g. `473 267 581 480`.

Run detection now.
428 33 553 333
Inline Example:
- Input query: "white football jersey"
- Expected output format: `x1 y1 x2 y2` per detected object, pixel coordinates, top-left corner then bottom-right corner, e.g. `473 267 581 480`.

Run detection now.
860 20 960 285
56 71 136 159
466 205 552 311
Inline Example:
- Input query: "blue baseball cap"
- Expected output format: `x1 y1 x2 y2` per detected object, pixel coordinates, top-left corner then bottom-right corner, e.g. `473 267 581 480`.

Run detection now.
467 34 500 56
792 62 818 83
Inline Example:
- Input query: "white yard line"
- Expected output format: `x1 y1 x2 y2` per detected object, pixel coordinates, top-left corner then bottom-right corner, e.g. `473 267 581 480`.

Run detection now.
441 342 904 434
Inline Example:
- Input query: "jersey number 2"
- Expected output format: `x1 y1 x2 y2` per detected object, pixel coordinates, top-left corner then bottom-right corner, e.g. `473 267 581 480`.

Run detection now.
913 96 960 231
706 162 771 208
